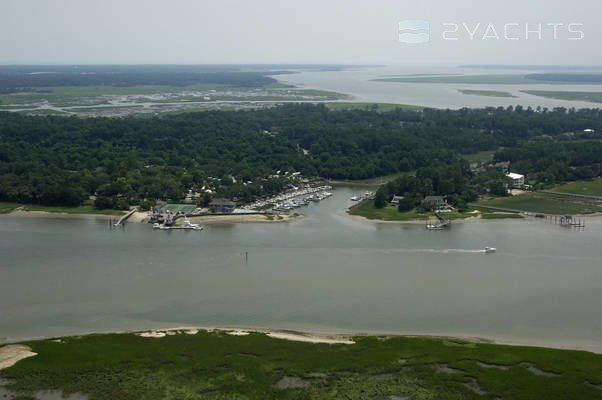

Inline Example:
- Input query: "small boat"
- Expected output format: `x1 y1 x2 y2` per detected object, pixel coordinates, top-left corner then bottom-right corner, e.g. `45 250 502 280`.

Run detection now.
426 224 444 230
153 223 161 229
484 247 496 253
182 219 203 230
350 196 360 201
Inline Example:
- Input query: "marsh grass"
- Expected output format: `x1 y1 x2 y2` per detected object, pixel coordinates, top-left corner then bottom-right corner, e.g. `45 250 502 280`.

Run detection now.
2 332 602 399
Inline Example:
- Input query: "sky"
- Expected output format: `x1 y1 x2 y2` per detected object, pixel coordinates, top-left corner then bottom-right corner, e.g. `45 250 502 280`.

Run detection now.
0 0 600 65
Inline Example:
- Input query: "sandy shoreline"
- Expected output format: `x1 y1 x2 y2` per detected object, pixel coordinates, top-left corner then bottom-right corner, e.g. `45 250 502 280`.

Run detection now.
6 209 118 220
345 211 602 225
184 213 305 224
3 209 305 224
0 344 37 370
2 326 600 355
341 209 486 224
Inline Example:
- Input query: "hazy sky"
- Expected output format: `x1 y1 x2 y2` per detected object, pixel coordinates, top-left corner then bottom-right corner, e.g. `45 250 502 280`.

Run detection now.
1 0 600 65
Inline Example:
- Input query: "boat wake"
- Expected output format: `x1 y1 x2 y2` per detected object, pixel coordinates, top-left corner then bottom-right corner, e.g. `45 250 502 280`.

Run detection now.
383 248 488 254
423 248 487 254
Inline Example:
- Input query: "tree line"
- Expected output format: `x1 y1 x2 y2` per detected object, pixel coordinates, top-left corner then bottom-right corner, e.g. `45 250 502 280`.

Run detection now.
0 104 600 208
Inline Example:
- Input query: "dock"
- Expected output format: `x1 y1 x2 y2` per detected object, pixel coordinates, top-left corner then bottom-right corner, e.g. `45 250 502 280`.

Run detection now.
114 208 136 226
545 215 586 228
426 212 451 230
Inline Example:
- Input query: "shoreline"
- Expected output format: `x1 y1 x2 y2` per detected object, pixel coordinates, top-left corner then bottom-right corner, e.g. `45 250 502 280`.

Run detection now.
3 209 305 224
5 209 118 220
184 213 306 224
2 325 600 355
344 208 602 224
343 209 486 224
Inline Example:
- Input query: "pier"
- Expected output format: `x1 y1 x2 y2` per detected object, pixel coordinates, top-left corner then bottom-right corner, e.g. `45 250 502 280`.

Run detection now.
113 208 136 226
426 212 451 230
475 205 586 229
545 215 586 228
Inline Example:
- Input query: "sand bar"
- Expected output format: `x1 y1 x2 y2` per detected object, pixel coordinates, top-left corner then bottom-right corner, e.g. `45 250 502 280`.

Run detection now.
0 344 37 370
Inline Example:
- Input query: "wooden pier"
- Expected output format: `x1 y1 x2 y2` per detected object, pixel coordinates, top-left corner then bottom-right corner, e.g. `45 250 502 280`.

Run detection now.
426 212 451 230
113 208 136 226
545 214 586 228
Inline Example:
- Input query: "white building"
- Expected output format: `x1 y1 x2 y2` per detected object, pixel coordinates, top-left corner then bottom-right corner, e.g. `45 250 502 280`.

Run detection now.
506 172 524 188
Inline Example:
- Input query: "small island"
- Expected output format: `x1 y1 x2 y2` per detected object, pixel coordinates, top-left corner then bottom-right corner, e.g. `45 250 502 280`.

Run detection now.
458 89 517 98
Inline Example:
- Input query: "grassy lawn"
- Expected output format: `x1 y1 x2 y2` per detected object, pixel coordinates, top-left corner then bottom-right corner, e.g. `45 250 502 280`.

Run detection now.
521 90 602 103
460 150 497 163
458 89 517 98
326 102 424 112
157 203 197 214
480 212 524 219
474 194 602 215
0 202 21 214
348 200 479 221
550 179 602 197
349 200 427 220
2 331 601 400
0 202 125 216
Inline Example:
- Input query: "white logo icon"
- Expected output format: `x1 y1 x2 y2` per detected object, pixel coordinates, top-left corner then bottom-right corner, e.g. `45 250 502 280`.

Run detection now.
399 20 430 44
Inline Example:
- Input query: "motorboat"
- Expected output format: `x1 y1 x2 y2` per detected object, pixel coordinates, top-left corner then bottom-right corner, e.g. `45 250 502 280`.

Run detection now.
350 196 360 201
182 219 203 230
484 247 496 253
426 224 444 230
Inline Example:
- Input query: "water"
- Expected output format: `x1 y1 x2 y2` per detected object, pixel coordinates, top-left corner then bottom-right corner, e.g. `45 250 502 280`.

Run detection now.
1 187 602 352
276 65 602 109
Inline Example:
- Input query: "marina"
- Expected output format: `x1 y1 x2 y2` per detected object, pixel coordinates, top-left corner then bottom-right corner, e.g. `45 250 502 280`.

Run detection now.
240 185 334 212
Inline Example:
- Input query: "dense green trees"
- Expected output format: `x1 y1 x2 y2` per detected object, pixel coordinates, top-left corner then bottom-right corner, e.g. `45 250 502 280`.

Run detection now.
494 141 602 184
0 104 600 207
0 65 283 92
373 160 478 210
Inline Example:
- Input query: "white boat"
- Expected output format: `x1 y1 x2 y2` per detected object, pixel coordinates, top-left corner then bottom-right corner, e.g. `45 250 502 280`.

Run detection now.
484 247 496 253
182 219 203 230
153 223 161 229
350 196 360 201
426 224 444 230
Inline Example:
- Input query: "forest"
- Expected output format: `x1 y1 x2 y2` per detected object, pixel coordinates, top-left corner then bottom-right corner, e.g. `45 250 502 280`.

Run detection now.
0 64 366 93
0 104 600 209
0 65 290 93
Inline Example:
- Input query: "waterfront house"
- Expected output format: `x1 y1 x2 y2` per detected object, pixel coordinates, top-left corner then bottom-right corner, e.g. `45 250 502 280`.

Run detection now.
506 172 524 188
422 196 446 209
209 198 236 213
391 195 405 206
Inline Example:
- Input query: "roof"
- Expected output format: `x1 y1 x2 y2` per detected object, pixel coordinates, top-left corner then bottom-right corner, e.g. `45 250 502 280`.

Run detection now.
506 172 524 179
423 196 444 202
209 198 236 206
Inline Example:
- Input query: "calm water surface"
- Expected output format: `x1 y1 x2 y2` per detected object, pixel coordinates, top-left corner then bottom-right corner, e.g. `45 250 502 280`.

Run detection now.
276 65 602 109
1 187 601 351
